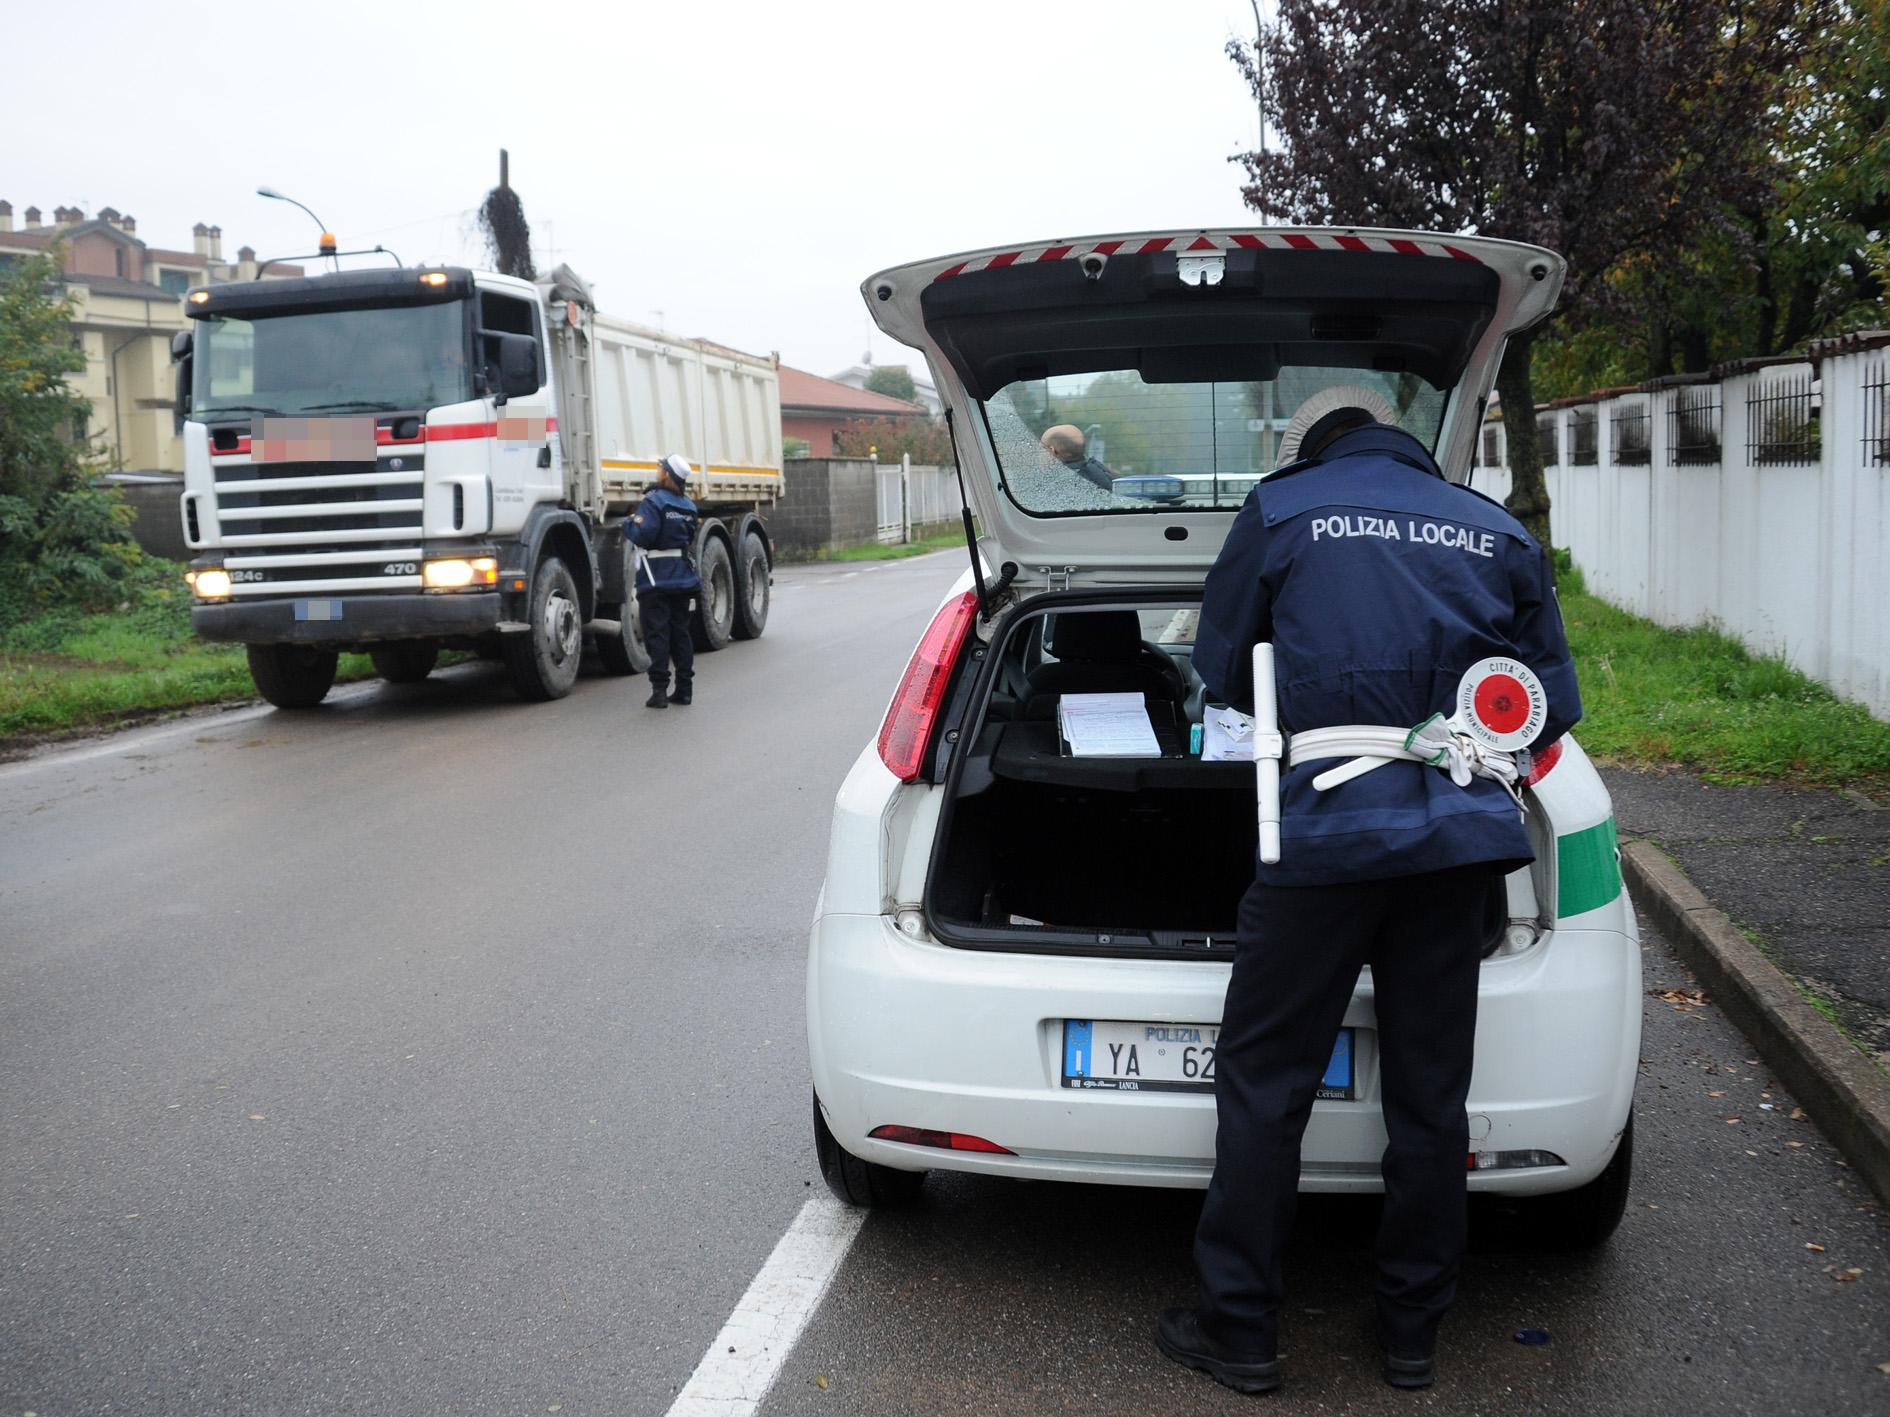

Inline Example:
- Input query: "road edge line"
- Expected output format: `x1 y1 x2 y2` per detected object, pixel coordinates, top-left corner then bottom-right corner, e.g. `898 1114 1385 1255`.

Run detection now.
664 1196 865 1416
1620 839 1890 1206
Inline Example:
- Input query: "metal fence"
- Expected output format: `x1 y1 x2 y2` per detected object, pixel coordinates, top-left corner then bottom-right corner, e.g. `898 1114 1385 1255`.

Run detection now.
1669 384 1721 464
1865 357 1888 467
1537 414 1559 466
1611 400 1651 465
1747 369 1820 465
875 458 966 544
1570 406 1599 465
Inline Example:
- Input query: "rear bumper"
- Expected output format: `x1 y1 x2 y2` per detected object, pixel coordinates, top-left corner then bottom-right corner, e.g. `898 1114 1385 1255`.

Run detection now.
807 906 1641 1195
192 592 501 646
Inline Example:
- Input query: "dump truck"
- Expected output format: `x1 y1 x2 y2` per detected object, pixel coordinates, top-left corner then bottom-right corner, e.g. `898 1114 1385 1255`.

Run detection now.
171 262 781 706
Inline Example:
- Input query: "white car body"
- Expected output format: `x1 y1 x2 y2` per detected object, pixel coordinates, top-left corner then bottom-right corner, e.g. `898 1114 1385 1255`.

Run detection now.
808 227 1639 1207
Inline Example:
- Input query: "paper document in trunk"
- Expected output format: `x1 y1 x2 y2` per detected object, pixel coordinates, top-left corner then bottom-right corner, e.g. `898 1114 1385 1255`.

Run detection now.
861 229 1564 583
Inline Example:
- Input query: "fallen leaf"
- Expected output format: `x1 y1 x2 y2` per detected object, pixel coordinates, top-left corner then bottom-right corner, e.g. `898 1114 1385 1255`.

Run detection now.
1835 1270 1861 1283
1786 1141 1806 1149
1709 1090 1728 1098
816 1375 829 1390
249 1114 265 1121
1725 1117 1743 1124
1791 1107 1807 1121
1876 1362 1890 1374
1745 1150 1758 1157
1807 1243 1826 1252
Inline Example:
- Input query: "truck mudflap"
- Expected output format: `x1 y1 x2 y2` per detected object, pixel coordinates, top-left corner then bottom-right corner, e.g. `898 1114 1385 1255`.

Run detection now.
191 592 501 646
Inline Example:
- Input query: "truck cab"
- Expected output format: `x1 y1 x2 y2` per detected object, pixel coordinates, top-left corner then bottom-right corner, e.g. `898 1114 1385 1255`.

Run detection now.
175 263 778 707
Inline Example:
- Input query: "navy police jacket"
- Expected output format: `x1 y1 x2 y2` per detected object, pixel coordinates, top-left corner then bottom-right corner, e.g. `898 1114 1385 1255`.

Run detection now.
1195 424 1582 887
626 487 701 593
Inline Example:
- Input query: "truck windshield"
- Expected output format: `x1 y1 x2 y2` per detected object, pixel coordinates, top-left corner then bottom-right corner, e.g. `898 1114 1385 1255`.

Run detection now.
981 365 1449 515
192 300 472 418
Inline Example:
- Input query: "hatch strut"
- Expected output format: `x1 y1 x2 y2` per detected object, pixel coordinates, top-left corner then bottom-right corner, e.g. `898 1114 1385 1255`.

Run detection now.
943 409 1016 618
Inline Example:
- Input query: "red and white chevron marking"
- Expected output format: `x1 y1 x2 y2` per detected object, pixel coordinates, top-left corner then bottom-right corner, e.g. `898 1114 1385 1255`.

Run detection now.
932 231 1480 281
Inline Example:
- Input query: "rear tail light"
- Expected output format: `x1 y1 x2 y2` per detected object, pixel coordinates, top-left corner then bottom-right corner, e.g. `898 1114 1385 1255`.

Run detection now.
876 590 979 781
1524 737 1563 787
869 1124 1013 1154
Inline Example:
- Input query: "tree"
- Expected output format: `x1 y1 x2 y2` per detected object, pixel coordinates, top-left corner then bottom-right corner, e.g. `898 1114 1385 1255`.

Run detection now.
0 249 138 622
833 416 953 466
864 365 919 403
1231 0 1824 547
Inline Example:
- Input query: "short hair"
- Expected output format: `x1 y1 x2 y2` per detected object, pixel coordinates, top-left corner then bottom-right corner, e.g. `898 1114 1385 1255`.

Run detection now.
1040 424 1087 461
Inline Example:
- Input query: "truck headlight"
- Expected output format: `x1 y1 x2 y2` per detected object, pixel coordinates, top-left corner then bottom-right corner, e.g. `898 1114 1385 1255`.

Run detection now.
423 557 499 590
187 568 233 600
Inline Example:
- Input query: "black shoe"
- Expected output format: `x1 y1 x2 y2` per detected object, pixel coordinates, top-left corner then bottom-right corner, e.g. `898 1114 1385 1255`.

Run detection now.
1383 1353 1435 1390
645 686 669 709
1155 1308 1281 1396
671 685 692 706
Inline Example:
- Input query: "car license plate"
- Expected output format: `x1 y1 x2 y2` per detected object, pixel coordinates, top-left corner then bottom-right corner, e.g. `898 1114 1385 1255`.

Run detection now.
1061 1020 1355 1099
294 599 343 622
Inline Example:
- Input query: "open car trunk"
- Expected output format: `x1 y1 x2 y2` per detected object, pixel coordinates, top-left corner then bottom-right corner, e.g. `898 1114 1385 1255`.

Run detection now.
923 591 1515 960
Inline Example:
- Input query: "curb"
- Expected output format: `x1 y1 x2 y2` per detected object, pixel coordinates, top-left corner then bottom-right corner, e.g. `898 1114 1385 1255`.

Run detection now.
1620 840 1890 1208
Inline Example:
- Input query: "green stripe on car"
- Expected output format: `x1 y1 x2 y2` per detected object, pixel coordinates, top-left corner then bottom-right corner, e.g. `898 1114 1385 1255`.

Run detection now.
1557 816 1622 918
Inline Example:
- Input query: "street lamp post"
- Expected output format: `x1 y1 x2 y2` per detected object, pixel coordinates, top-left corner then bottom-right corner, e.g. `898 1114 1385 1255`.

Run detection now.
257 186 339 271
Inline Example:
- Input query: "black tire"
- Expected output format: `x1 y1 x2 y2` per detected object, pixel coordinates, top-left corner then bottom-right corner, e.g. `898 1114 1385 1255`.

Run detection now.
369 642 439 684
690 534 735 652
732 529 771 641
813 1093 925 1208
247 643 339 709
1521 1110 1633 1251
501 556 583 701
595 552 651 676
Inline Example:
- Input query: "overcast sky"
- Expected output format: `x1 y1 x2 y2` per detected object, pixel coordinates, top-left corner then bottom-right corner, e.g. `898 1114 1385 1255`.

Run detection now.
9 0 1267 378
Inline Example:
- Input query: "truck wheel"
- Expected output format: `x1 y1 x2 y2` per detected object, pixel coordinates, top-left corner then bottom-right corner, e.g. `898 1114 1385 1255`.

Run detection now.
370 642 439 684
732 529 771 641
247 644 339 709
813 1092 924 1208
502 556 583 701
690 534 735 652
1521 1110 1634 1251
595 589 651 675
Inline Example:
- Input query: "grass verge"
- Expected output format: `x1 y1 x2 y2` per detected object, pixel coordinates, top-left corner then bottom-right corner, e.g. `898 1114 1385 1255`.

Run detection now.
0 559 376 742
1558 558 1890 789
817 529 965 562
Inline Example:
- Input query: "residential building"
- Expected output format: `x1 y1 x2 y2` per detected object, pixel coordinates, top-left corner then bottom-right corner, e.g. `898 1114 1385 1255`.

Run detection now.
779 365 926 457
826 355 942 415
0 201 303 475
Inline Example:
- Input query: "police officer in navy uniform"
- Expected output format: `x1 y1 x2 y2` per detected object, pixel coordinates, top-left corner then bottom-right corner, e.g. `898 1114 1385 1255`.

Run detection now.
1156 407 1582 1395
626 453 701 709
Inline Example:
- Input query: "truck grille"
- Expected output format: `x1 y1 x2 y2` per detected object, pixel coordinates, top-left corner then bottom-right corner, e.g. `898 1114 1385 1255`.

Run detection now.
209 419 428 595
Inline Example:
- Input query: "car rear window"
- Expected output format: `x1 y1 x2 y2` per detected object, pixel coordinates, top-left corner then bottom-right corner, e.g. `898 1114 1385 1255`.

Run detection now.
981 366 1449 515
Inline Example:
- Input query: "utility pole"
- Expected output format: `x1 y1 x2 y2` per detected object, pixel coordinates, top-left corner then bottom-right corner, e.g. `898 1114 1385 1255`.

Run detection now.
1249 0 1270 225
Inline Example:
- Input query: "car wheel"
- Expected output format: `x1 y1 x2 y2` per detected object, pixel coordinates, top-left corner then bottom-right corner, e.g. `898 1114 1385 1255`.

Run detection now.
246 643 338 709
1521 1110 1633 1251
813 1092 925 1208
690 534 735 652
502 555 583 701
732 529 770 641
370 642 439 684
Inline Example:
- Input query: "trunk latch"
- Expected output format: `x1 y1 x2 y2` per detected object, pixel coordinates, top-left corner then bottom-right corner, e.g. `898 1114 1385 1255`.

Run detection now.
1177 253 1225 287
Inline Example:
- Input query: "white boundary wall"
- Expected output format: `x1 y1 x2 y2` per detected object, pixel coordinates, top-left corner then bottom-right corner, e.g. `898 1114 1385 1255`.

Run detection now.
1487 336 1890 721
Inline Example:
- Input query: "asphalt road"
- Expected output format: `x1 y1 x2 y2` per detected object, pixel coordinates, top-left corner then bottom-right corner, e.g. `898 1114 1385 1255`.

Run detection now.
4 552 1888 1416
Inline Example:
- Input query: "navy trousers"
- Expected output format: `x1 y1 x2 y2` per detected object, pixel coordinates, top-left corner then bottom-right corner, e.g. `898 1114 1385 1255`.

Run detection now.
639 587 695 690
1193 862 1495 1359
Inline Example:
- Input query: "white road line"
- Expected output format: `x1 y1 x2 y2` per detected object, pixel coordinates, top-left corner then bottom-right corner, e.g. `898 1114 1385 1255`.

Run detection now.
665 1197 865 1416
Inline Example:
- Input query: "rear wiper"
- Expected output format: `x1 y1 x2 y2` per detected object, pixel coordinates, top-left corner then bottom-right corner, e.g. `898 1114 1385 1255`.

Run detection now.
302 400 400 413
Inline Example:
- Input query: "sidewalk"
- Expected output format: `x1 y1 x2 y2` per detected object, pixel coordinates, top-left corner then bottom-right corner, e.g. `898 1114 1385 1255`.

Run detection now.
1600 764 1890 1068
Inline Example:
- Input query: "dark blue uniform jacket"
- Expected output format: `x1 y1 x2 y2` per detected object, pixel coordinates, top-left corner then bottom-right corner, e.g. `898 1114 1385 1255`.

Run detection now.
1195 424 1582 887
626 487 701 593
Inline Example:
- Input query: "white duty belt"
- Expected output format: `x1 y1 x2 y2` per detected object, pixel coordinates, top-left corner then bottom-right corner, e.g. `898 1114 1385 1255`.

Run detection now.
1250 648 1547 864
642 548 687 560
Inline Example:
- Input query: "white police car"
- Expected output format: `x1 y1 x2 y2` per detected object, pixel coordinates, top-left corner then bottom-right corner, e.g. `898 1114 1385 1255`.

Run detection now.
807 229 1639 1246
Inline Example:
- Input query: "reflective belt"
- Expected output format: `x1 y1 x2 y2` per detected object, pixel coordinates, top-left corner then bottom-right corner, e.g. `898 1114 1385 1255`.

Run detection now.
1288 715 1524 800
643 548 686 560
